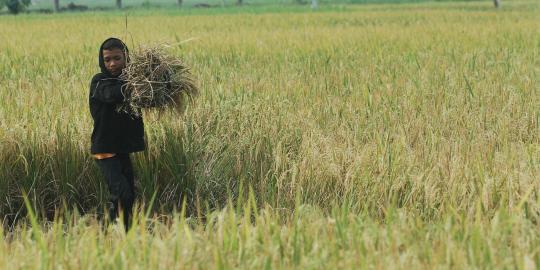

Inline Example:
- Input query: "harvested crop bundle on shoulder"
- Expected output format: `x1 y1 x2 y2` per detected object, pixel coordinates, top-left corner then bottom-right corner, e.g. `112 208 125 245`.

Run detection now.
118 44 198 117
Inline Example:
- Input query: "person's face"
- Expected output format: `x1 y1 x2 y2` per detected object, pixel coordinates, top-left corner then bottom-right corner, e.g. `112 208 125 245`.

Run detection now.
103 48 126 76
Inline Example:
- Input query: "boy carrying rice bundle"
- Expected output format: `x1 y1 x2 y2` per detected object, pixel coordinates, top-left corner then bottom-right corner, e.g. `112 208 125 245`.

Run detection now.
89 37 196 232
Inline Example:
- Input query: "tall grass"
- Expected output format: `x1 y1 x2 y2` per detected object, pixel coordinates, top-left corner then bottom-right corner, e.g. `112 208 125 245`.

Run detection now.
0 0 539 267
1 201 539 269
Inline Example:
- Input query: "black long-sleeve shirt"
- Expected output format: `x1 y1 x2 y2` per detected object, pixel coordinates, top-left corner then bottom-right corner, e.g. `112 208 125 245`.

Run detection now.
89 73 145 154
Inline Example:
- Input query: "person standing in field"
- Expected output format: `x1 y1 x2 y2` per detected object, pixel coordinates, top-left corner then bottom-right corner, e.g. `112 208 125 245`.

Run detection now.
89 37 145 232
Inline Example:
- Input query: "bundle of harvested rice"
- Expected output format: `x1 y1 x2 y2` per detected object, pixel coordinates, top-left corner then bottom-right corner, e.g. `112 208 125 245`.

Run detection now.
117 45 198 117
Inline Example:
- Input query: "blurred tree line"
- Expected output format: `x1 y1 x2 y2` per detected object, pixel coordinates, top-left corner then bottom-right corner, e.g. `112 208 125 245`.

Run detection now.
1 0 502 16
0 0 31 14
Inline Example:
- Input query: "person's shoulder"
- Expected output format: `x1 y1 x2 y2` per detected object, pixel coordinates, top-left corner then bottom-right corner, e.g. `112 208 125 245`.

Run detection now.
89 73 109 93
91 73 106 83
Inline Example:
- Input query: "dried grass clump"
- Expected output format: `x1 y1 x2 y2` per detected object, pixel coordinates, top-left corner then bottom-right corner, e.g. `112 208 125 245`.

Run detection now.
118 45 198 117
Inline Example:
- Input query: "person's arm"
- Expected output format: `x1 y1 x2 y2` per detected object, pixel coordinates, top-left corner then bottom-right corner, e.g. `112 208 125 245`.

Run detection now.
90 74 126 104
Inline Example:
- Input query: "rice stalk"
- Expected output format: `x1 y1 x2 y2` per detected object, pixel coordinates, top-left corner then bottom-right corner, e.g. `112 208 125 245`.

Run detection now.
118 45 198 117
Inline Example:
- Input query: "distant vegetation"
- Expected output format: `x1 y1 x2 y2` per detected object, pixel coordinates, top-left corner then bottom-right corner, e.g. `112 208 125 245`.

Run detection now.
0 0 31 14
0 0 491 14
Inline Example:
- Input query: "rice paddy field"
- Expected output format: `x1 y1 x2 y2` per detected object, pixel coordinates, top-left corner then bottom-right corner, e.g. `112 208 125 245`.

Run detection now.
0 0 539 268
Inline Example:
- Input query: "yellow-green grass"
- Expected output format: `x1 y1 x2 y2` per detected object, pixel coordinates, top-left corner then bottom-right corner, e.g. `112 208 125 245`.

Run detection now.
1 203 539 269
0 1 539 268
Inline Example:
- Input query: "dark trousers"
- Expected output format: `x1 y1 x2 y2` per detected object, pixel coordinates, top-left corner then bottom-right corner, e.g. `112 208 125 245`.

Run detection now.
96 153 135 232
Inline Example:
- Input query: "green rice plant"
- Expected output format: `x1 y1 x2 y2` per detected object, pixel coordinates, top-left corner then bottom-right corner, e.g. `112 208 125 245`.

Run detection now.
1 203 539 269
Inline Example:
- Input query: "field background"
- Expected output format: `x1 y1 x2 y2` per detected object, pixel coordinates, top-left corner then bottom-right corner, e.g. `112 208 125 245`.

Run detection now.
0 0 539 268
26 0 456 10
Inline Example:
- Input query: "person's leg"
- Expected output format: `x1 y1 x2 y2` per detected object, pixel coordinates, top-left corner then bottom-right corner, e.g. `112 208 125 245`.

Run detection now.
119 153 135 195
96 156 134 232
117 153 135 231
